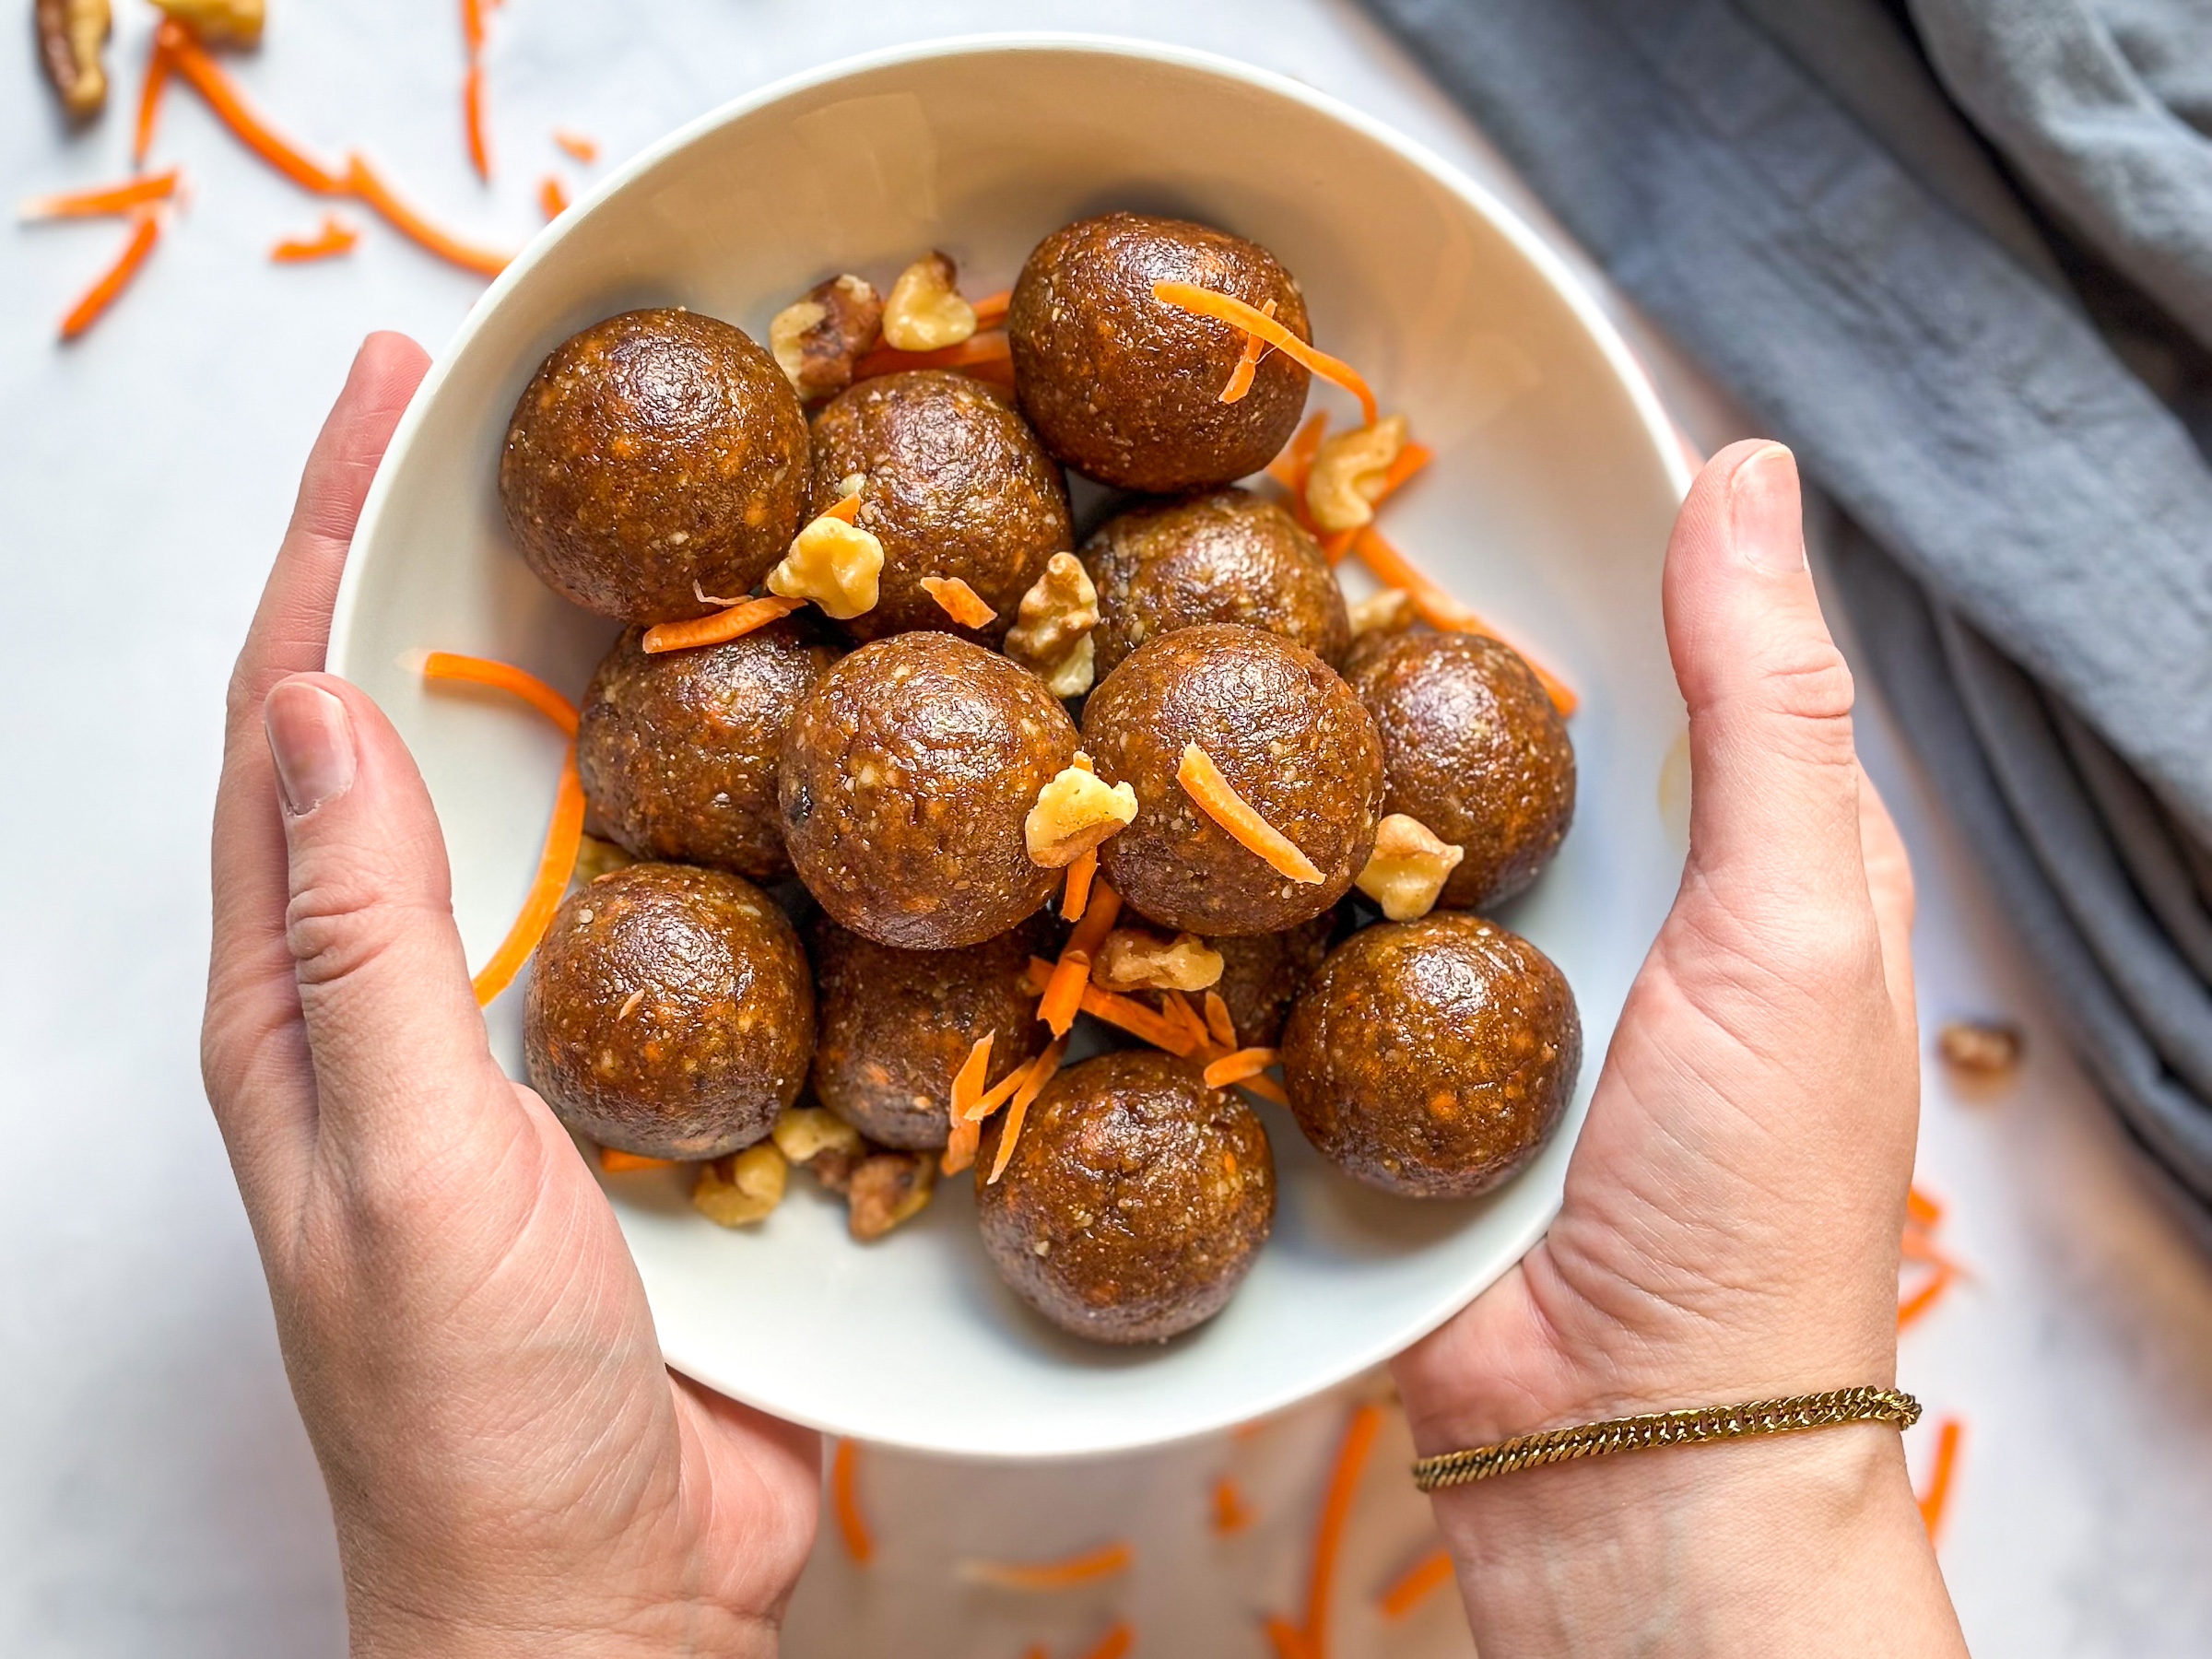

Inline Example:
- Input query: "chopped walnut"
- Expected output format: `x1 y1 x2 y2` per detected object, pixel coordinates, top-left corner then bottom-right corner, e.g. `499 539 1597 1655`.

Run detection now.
1004 553 1098 697
1355 812 1466 921
1306 415 1409 534
38 0 110 120
151 0 263 46
1025 759 1137 867
691 1142 788 1228
1936 1020 2023 1079
766 514 883 619
1347 587 1414 637
1092 927 1224 994
771 1104 865 1168
882 251 976 352
571 834 635 886
847 1151 935 1241
769 274 882 401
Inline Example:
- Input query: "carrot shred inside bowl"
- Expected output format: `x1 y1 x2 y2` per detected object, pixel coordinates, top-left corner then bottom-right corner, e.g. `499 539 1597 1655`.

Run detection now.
1176 743 1324 884
986 1037 1067 1184
1218 296 1278 404
920 575 997 629
959 1540 1134 1590
1151 280 1378 426
1375 1546 1453 1619
1348 529 1579 715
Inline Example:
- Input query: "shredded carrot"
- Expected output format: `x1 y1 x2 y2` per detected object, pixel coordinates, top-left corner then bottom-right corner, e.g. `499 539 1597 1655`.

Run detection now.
641 594 806 655
1906 1183 1944 1230
1177 744 1324 884
344 154 512 277
470 752 584 1005
1267 411 1329 490
1022 1647 1048 1659
1080 983 1198 1056
831 1439 875 1565
1204 1048 1278 1088
1263 1617 1314 1659
971 288 1012 327
1023 956 1054 997
1157 991 1211 1055
820 491 864 524
553 127 599 164
1039 881 1123 1037
1203 991 1238 1051
464 62 491 181
1319 441 1434 564
21 167 182 221
599 1147 675 1173
1897 1265 1955 1330
1219 297 1279 404
133 36 174 168
1210 1476 1254 1536
1349 528 1579 715
1375 1547 1453 1620
59 212 162 342
271 215 359 264
987 1038 1066 1185
1239 1072 1290 1107
920 575 997 629
1078 1624 1134 1659
960 1541 1133 1591
531 174 567 220
940 1034 994 1176
1916 1418 1963 1540
160 22 344 195
966 1046 1039 1122
852 329 1013 382
420 651 580 736
460 0 486 53
1152 281 1378 426
1062 848 1100 922
1297 1401 1383 1659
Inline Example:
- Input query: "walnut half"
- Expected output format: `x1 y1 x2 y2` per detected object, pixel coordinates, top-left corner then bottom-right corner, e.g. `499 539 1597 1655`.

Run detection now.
37 0 111 121
847 1151 935 1241
1355 813 1465 921
769 274 882 402
882 251 976 352
1004 553 1098 698
691 1142 788 1228
1307 415 1408 534
1026 759 1137 867
767 514 883 619
152 0 265 46
1347 587 1413 638
1092 928 1224 994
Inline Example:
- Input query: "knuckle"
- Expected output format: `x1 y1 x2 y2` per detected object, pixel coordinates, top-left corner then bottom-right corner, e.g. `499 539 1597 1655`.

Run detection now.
284 867 407 991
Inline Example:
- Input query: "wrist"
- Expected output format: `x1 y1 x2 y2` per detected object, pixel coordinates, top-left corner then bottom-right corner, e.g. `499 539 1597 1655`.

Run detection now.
347 1583 782 1659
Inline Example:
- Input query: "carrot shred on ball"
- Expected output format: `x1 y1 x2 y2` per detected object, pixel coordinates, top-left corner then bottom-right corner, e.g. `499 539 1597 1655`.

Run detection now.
58 212 163 341
987 1037 1067 1184
599 1147 675 1173
1348 529 1579 716
1203 1048 1277 1088
1319 442 1434 564
960 1540 1134 1590
1203 991 1238 1051
20 166 182 220
821 491 864 524
853 329 1013 382
420 651 581 735
831 1439 875 1565
1218 296 1278 404
1177 744 1324 885
343 153 512 276
1061 848 1100 922
1211 1476 1255 1535
1375 1547 1453 1620
970 288 1012 327
1296 1401 1384 1659
1268 411 1329 490
641 594 806 655
133 35 175 168
271 215 359 263
553 127 598 163
159 20 345 194
921 575 998 629
1916 1418 1964 1540
940 1034 994 1174
537 174 569 219
469 752 584 1006
1040 881 1124 1037
1151 281 1378 426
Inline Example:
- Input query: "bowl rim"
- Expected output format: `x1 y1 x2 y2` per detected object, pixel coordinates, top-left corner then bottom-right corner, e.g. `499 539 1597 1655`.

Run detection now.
326 32 1693 1457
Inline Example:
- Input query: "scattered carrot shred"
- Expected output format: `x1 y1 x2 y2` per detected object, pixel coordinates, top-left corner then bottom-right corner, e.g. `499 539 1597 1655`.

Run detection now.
1039 882 1123 1037
987 1038 1067 1184
1203 1048 1278 1088
852 329 1013 382
641 594 806 655
421 651 581 736
1159 991 1213 1055
1263 1616 1314 1659
971 288 1012 327
537 174 569 220
940 1034 994 1175
553 127 599 164
1152 281 1378 426
1897 1265 1955 1330
1319 442 1434 564
599 1147 675 1173
1219 297 1279 404
58 212 162 341
1350 528 1579 716
967 1047 1038 1122
1376 1547 1453 1620
133 36 175 168
821 491 864 524
1268 412 1328 490
1078 1623 1134 1659
1906 1183 1944 1230
1178 744 1324 884
960 1541 1134 1591
21 166 182 221
831 1439 875 1565
1296 1401 1383 1659
463 62 491 182
271 215 359 264
921 575 998 629
1203 991 1238 1051
1240 1073 1290 1106
1916 1418 1964 1540
460 0 486 53
1080 982 1197 1056
160 21 345 195
344 153 512 277
1210 1476 1254 1535
1061 848 1100 923
469 753 584 1006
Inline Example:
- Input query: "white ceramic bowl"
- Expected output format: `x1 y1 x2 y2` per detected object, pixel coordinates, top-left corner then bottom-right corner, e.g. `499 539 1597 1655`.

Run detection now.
329 35 1690 1460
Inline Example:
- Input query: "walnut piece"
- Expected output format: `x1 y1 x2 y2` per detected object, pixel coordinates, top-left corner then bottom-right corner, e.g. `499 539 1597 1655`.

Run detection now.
767 514 883 619
1306 414 1409 534
571 834 635 886
771 1105 865 1168
882 251 977 352
1092 927 1224 994
1004 552 1099 697
691 1142 788 1228
1025 759 1137 867
151 0 263 46
847 1151 935 1241
1355 812 1466 921
769 274 882 401
1347 587 1414 637
38 0 111 120
1936 1020 2023 1079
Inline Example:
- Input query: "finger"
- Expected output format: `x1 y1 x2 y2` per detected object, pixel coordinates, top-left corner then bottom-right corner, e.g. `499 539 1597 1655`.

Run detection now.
1855 764 1918 1029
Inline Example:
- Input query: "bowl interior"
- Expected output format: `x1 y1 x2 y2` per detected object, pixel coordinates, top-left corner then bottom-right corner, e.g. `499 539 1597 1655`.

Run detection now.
329 37 1688 1459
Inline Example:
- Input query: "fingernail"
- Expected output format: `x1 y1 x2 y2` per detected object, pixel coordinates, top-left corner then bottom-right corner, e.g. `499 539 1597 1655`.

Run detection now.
265 681 356 817
1728 442 1806 573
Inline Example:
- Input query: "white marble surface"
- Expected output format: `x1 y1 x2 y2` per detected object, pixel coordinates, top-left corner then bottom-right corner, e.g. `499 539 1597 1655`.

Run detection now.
3 3 2209 1655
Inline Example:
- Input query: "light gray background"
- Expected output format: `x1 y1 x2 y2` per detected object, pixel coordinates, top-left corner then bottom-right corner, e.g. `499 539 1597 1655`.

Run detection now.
3 3 2208 1655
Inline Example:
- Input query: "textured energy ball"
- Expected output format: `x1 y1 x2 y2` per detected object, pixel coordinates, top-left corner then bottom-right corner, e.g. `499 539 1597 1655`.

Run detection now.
1281 913 1579 1198
500 308 811 623
1009 212 1312 492
524 864 815 1160
1084 623 1383 935
780 631 1080 948
576 620 841 881
1342 630 1575 910
808 371 1072 643
808 915 1053 1150
1084 487 1350 679
975 1051 1275 1344
1202 913 1338 1050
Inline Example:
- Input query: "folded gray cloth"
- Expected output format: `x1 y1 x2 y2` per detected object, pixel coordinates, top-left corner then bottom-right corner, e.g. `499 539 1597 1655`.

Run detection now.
1359 0 2212 1230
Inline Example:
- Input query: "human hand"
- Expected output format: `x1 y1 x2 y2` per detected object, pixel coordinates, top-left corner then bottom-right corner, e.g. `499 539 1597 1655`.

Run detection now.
1394 441 1966 1653
201 335 819 1658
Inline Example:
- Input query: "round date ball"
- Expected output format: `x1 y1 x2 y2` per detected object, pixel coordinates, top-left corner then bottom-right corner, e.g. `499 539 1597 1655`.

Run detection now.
1343 630 1575 910
975 1050 1275 1345
1203 912 1338 1050
500 308 810 624
524 864 815 1160
809 915 1053 1150
1281 913 1579 1199
809 371 1072 644
780 631 1080 949
1084 487 1350 679
1084 624 1383 936
1009 212 1311 492
576 620 841 881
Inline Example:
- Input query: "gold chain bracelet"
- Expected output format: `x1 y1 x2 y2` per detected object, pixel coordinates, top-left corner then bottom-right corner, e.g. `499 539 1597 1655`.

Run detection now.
1411 1386 1922 1492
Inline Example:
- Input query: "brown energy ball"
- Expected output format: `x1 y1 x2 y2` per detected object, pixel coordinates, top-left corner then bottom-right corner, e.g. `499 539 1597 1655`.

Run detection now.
780 631 1080 949
809 371 1072 644
575 620 841 880
1009 212 1312 492
1203 912 1337 1050
500 308 810 624
808 915 1053 1150
524 864 815 1160
1084 624 1383 936
1342 630 1575 910
1281 913 1579 1199
1084 487 1351 678
975 1051 1274 1344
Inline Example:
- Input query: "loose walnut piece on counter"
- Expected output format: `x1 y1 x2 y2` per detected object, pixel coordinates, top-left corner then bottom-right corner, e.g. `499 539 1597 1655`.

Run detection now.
1936 1019 2023 1080
1347 587 1414 637
37 0 111 120
1306 414 1409 534
767 514 884 619
691 1142 789 1228
1025 758 1137 867
1004 552 1099 698
771 1104 865 1168
151 0 263 46
882 251 977 352
769 274 882 401
847 1151 936 1241
1092 927 1225 994
1355 812 1466 921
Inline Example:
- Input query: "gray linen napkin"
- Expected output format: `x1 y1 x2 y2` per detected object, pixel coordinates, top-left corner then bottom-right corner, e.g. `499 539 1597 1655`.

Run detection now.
1358 0 2212 1233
